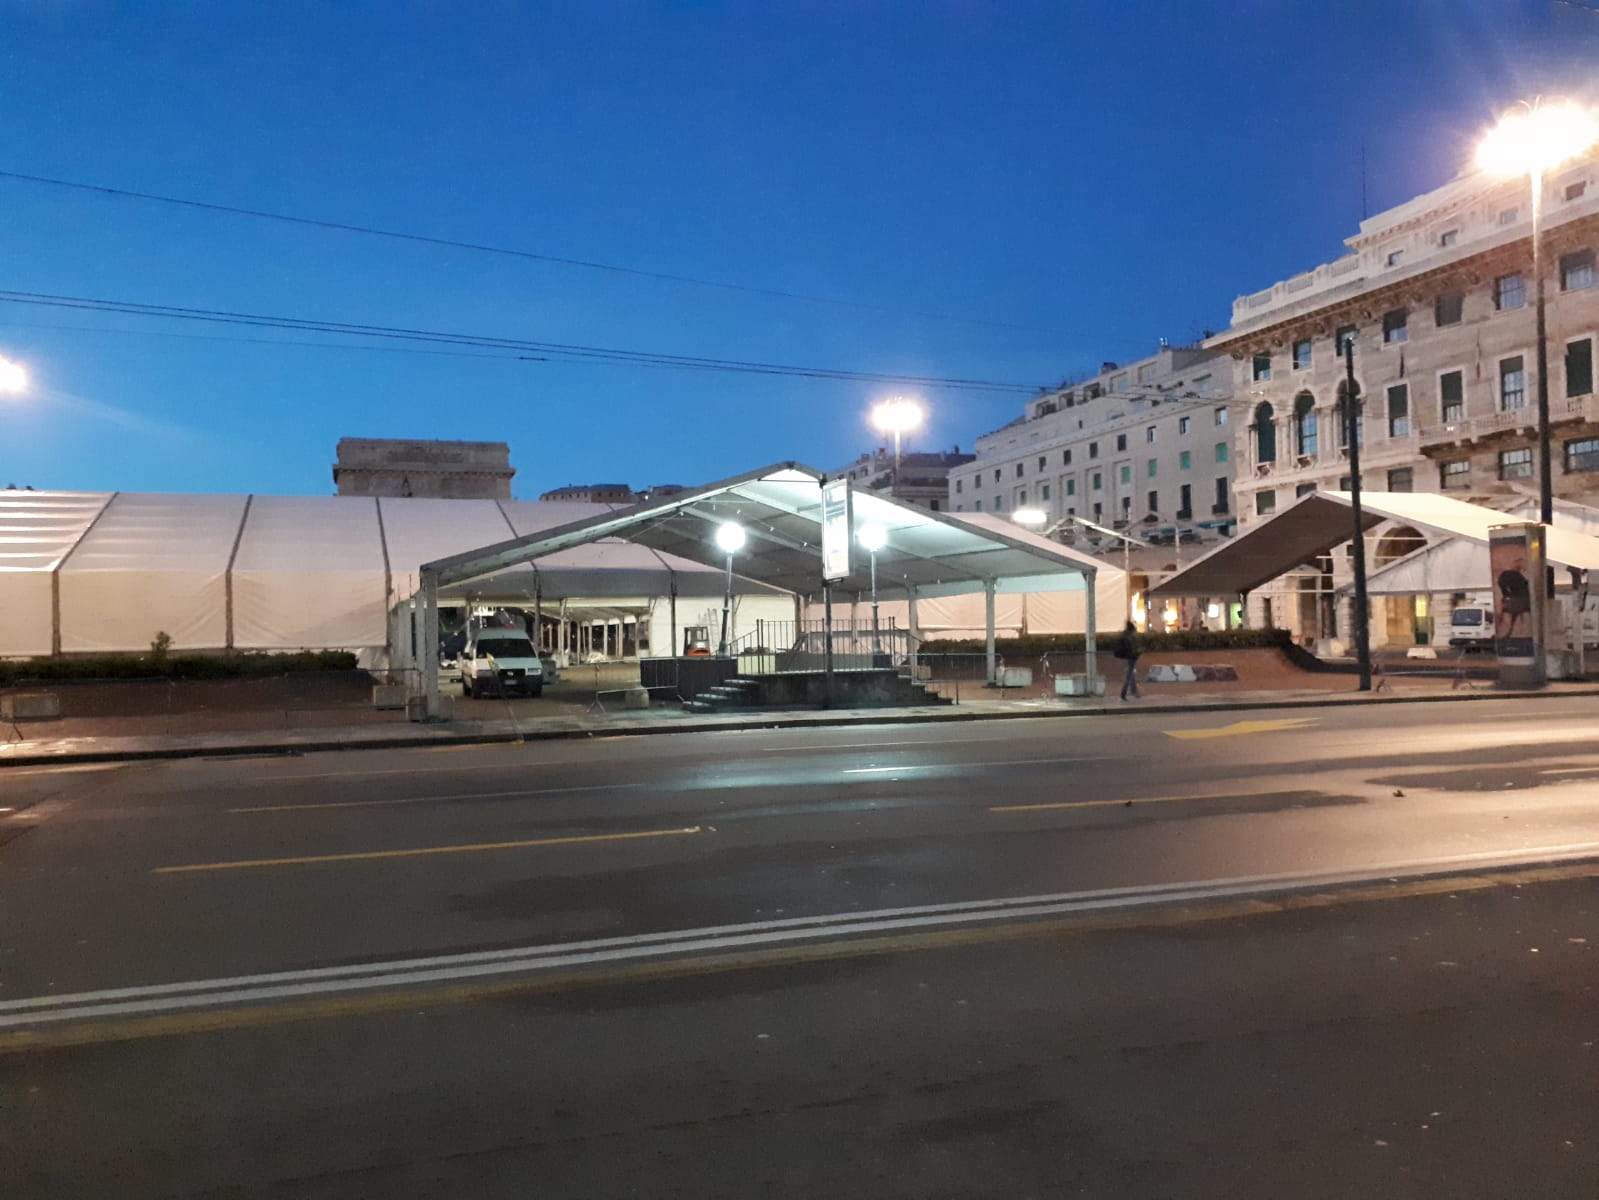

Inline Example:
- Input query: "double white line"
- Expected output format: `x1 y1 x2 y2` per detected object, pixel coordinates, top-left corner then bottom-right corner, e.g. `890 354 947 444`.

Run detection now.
7 840 1599 1034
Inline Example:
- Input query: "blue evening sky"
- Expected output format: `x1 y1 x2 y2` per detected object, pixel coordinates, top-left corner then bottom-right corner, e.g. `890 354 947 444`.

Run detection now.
2 1 1595 496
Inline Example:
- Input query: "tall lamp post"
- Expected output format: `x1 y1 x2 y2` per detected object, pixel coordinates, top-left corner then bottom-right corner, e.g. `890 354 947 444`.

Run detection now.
858 523 887 655
714 521 745 657
871 397 923 498
1476 99 1599 526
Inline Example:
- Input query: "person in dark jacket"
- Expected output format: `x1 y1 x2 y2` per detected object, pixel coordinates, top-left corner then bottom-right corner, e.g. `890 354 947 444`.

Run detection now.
1113 620 1142 701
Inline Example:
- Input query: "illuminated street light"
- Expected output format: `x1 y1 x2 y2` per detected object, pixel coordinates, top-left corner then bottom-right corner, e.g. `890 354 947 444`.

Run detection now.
714 522 746 656
0 357 27 394
870 397 924 499
857 523 888 655
1476 99 1599 525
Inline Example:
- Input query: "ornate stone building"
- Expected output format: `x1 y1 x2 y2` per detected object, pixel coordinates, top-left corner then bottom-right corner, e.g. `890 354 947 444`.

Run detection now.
333 438 515 499
1211 145 1599 646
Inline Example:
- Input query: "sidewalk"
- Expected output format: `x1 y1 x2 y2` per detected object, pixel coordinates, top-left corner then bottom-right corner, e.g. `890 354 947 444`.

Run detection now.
5 677 1597 768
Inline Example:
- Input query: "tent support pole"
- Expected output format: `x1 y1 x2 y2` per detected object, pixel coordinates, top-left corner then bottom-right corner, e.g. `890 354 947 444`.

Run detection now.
532 570 543 654
984 579 997 686
1084 571 1098 690
906 584 920 677
669 577 678 659
420 569 442 719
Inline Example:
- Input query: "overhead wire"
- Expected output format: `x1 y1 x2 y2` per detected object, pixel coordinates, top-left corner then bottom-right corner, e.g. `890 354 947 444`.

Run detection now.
0 168 1085 341
0 289 1042 393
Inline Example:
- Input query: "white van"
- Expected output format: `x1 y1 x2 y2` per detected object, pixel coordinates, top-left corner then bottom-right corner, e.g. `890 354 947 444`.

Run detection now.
461 630 545 698
1446 605 1494 651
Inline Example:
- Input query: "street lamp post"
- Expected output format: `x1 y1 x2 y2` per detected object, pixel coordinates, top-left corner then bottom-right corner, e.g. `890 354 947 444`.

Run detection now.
714 521 746 657
1477 100 1599 526
1342 336 1373 692
857 523 887 656
870 397 924 499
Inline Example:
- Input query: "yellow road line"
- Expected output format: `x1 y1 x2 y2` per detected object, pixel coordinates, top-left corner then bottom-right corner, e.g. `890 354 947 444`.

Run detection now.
1164 717 1320 741
228 783 628 815
990 792 1237 814
153 825 702 874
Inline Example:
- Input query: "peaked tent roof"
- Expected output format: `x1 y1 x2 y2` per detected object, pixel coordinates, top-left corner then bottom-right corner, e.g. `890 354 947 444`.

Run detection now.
422 462 1106 600
1150 490 1599 598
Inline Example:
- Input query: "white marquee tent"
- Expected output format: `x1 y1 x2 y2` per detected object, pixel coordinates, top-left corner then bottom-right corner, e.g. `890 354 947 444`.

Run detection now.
2 481 1125 669
0 490 791 664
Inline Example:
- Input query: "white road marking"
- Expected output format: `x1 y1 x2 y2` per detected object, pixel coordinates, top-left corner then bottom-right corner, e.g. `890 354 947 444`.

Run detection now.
8 839 1599 1030
229 783 641 814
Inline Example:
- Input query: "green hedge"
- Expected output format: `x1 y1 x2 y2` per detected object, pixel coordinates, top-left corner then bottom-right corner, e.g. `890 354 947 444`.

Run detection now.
0 650 360 684
919 628 1293 656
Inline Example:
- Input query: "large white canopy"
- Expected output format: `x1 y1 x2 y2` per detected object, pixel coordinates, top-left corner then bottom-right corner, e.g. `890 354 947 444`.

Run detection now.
0 489 767 658
1152 490 1599 599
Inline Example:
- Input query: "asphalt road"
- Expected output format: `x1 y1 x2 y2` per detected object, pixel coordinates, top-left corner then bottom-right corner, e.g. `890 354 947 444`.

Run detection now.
4 696 1599 1196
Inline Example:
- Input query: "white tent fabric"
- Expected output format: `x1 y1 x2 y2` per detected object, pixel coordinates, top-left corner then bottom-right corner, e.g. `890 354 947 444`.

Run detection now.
0 490 112 656
1355 498 1599 597
61 493 248 653
232 496 388 650
1154 490 1599 599
807 569 1126 636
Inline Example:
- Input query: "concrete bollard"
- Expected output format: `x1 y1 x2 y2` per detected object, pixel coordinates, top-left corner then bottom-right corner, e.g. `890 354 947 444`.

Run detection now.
622 687 650 710
371 683 408 710
1 693 61 720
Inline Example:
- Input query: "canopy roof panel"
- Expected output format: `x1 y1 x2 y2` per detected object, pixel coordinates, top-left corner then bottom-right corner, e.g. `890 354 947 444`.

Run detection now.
1152 490 1599 597
422 463 1103 598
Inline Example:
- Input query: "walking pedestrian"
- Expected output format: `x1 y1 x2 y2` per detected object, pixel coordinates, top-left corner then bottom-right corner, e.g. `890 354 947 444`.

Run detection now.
1113 620 1142 701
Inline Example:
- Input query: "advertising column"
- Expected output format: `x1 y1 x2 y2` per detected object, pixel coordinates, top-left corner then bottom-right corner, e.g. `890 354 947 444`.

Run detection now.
1489 522 1546 688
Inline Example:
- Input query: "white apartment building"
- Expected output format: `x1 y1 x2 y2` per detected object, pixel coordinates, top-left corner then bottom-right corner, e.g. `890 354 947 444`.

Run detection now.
948 347 1238 617
1211 144 1599 647
837 447 974 511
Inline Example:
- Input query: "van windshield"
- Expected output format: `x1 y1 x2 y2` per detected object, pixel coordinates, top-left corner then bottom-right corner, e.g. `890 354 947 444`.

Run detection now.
1451 610 1484 626
476 638 535 658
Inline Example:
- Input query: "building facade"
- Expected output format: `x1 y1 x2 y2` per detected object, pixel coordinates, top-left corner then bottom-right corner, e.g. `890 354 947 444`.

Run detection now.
948 345 1236 531
333 438 514 499
538 483 638 503
838 448 974 511
945 346 1238 628
1212 145 1599 646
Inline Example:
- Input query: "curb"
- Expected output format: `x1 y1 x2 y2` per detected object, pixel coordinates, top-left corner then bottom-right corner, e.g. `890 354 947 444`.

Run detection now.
4 684 1598 769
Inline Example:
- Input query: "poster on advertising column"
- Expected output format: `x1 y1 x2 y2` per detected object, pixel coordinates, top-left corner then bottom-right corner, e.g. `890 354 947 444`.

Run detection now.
1490 522 1545 684
821 477 852 582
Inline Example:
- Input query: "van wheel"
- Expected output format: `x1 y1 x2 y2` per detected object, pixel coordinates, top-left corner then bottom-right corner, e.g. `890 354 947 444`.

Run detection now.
528 684 543 698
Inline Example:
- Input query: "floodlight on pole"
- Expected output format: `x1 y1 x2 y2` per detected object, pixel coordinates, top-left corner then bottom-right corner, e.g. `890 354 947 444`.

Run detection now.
1476 98 1599 526
0 357 27 394
714 522 746 656
870 397 924 498
857 523 888 655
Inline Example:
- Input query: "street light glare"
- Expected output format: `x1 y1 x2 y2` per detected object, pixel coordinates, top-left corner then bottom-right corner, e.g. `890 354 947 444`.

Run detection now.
714 522 747 554
1011 508 1048 527
871 397 923 435
0 357 26 394
1476 99 1598 177
857 523 887 552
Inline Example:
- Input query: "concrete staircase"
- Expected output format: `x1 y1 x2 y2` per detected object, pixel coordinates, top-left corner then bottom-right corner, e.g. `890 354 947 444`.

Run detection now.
682 670 953 712
683 677 764 713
